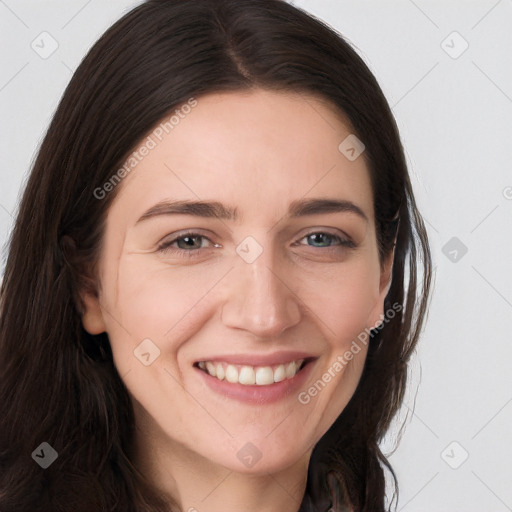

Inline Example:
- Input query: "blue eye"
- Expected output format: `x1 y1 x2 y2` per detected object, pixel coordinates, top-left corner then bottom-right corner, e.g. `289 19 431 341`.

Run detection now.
298 232 355 250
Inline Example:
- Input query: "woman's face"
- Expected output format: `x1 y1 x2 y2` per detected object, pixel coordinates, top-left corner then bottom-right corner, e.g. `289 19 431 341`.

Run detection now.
81 89 392 475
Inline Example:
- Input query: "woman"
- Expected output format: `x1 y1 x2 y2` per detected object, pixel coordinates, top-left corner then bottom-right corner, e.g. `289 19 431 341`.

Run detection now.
0 0 432 510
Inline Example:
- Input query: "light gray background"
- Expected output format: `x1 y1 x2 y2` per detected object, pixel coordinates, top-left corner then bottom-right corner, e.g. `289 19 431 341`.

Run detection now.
1 1 511 510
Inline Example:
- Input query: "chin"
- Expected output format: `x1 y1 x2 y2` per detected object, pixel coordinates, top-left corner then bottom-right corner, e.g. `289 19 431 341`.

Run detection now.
208 436 313 475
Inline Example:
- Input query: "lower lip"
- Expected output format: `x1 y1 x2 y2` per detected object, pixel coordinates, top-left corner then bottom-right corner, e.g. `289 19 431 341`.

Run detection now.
195 361 315 404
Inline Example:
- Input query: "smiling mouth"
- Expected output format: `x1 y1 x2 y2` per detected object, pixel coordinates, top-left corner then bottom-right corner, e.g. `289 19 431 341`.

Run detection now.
194 358 310 386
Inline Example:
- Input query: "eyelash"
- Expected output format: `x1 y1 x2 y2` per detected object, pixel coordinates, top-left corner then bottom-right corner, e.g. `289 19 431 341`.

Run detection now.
157 230 356 258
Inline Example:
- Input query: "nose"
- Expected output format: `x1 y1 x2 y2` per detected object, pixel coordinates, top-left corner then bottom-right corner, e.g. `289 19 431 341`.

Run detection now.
220 243 302 338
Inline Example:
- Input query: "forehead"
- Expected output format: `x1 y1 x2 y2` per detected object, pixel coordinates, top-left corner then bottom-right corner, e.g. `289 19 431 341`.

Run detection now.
110 89 374 225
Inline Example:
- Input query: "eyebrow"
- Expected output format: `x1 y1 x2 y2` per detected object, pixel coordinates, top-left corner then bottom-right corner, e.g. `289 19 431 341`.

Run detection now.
289 198 368 222
135 198 368 224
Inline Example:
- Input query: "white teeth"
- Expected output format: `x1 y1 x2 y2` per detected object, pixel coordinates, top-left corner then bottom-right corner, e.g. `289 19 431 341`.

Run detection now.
225 364 239 383
197 359 306 386
205 361 216 377
285 361 297 378
255 366 274 385
273 364 286 382
215 363 225 380
239 366 256 385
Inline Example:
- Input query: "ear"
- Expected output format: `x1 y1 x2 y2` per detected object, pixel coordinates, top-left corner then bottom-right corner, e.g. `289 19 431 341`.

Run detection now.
366 246 395 329
80 288 107 335
60 234 107 335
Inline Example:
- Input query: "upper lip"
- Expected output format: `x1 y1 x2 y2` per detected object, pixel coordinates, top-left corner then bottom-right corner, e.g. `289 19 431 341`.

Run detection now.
194 351 317 367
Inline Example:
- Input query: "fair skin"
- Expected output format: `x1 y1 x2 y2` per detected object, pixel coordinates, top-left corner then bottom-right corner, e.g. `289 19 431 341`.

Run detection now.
81 89 393 512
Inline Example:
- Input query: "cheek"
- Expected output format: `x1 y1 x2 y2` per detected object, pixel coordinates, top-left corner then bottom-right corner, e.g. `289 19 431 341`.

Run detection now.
98 260 226 435
296 258 381 346
291 259 379 418
102 257 228 365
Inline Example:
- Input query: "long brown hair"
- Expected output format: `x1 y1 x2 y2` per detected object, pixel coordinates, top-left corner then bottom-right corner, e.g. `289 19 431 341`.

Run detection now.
0 1 432 510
